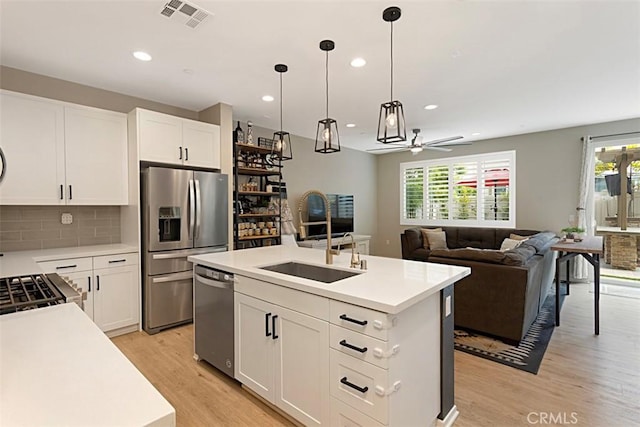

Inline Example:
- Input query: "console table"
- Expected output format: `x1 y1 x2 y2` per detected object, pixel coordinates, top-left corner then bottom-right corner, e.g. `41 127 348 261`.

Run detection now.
551 236 604 335
297 234 371 255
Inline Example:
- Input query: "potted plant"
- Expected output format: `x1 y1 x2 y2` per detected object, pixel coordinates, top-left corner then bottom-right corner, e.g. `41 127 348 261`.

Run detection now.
561 226 585 242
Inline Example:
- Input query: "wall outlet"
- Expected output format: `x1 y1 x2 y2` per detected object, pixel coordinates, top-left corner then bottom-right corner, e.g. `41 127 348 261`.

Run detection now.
445 295 452 317
386 240 390 245
61 213 73 225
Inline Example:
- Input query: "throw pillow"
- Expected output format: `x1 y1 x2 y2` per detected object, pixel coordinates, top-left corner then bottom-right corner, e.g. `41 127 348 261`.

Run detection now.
421 227 443 249
425 230 448 250
509 233 529 241
500 237 524 251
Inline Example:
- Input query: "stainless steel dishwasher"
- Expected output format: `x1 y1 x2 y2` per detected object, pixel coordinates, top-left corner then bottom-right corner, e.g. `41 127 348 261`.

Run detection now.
194 264 234 378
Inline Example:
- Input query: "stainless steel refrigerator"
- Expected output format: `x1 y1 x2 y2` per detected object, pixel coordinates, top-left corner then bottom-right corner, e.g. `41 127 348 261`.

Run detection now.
141 166 228 334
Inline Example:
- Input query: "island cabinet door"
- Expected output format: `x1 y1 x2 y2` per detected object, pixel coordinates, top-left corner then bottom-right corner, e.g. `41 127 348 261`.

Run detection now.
93 264 138 332
235 293 275 402
274 305 330 427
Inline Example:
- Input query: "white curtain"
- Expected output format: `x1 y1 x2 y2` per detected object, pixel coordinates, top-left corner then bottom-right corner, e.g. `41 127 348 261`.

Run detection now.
574 136 595 279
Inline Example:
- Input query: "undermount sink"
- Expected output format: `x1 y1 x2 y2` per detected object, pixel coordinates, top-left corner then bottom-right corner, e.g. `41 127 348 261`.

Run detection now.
259 262 361 283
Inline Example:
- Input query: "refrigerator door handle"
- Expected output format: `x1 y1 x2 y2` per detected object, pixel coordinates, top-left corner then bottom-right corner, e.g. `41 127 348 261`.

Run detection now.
195 179 202 239
188 179 196 240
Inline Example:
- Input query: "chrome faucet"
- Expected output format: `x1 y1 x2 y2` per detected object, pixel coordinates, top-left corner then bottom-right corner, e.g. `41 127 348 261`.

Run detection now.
338 233 361 269
297 190 339 265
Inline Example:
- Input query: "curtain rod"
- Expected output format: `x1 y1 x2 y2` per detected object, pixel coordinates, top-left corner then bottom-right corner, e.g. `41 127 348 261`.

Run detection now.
582 131 640 141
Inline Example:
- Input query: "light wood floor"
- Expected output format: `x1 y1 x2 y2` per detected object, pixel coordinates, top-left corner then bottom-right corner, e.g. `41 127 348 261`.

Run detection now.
113 283 640 427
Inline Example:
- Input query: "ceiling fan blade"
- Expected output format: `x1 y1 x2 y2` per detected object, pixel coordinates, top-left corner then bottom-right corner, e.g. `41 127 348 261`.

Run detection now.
425 136 465 146
424 146 452 152
366 146 407 152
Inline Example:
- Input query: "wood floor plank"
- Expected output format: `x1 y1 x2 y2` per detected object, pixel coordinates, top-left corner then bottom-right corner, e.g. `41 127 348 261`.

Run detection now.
113 282 640 426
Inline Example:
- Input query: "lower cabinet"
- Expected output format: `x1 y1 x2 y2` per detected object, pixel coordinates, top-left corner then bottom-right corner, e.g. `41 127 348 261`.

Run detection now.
39 252 139 336
235 292 330 426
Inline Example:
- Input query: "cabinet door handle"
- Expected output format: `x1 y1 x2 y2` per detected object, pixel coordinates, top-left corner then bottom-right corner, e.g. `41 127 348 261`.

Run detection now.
339 314 368 326
87 276 91 292
68 185 73 200
96 275 100 291
56 264 77 270
179 146 183 160
185 147 189 161
339 340 368 354
340 377 368 394
108 259 126 264
272 314 278 340
60 184 64 200
265 313 271 337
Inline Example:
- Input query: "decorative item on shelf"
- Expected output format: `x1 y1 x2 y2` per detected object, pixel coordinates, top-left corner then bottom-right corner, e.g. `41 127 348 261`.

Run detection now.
271 64 293 161
561 227 585 242
246 121 254 145
234 121 245 144
258 137 275 149
315 39 340 154
377 6 406 144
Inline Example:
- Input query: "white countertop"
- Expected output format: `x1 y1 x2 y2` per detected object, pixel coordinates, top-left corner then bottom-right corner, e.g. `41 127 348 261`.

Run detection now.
189 246 470 314
0 244 138 277
0 303 175 427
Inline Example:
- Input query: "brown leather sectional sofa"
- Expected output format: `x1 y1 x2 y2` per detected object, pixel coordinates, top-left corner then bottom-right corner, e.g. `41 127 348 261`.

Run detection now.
401 227 559 343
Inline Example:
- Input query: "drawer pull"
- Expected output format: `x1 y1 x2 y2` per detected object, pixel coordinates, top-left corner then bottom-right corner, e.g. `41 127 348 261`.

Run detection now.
340 377 368 394
339 314 368 326
108 259 127 264
339 339 367 354
56 265 78 269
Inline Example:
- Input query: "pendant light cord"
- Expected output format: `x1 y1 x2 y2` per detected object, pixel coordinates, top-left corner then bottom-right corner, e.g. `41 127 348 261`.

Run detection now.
279 72 283 133
326 50 329 119
390 20 394 102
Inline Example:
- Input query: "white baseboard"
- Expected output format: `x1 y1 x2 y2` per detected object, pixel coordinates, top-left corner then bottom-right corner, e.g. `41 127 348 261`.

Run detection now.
437 405 460 427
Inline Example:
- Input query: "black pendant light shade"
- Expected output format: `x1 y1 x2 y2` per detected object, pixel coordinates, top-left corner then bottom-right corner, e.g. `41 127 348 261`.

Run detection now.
377 6 406 144
271 63 293 161
315 40 341 154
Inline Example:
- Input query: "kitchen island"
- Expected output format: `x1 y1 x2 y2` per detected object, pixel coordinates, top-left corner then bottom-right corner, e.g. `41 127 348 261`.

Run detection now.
189 246 470 427
0 303 175 427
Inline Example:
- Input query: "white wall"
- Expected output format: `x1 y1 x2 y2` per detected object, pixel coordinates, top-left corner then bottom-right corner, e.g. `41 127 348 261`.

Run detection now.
375 118 640 258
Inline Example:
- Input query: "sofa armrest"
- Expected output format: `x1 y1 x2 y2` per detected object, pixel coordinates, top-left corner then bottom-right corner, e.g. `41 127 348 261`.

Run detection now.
401 228 423 259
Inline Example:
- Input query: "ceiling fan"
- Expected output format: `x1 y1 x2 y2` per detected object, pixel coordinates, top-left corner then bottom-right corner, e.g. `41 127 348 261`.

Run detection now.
367 129 470 154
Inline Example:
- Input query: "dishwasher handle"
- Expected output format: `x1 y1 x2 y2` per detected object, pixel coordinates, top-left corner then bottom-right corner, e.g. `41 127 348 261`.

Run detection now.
196 274 233 290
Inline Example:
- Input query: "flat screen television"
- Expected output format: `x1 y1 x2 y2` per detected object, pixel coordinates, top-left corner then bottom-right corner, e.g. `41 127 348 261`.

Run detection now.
306 194 354 239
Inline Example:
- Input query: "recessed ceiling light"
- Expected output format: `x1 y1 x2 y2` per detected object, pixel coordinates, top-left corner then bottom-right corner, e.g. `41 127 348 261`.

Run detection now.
262 95 274 102
471 132 481 136
133 51 152 61
424 104 438 110
350 58 366 68
346 123 356 128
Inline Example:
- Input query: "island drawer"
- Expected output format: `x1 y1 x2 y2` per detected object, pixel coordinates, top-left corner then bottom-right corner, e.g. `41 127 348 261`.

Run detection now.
330 396 385 427
93 252 138 270
330 324 391 369
38 257 92 274
330 349 389 424
330 300 392 341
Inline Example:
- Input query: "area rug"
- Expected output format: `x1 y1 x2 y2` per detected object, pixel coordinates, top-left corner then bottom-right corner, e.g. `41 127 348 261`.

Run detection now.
454 288 564 374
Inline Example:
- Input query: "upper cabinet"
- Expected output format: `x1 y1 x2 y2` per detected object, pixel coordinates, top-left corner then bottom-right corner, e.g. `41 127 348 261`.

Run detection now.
0 90 129 205
136 109 220 169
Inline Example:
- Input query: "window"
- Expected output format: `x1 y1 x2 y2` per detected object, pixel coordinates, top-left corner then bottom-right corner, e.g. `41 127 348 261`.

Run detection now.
400 150 516 227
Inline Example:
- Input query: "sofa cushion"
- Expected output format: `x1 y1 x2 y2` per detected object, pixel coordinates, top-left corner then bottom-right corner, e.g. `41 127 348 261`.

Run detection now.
520 231 558 253
451 227 498 249
510 233 530 241
500 237 524 251
502 245 537 265
420 227 443 249
430 244 537 266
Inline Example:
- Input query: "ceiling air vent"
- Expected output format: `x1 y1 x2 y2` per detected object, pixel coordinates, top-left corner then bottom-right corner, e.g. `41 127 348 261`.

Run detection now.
159 0 211 29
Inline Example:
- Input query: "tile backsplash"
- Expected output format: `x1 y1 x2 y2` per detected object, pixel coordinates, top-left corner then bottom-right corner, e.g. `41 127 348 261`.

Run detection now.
0 206 121 252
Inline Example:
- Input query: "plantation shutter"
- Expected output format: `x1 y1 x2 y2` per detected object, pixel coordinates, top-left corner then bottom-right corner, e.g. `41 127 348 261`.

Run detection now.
480 158 511 222
425 165 449 220
402 166 424 221
451 161 478 221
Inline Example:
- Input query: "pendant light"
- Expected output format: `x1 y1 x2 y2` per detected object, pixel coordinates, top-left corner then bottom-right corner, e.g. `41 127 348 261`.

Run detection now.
315 40 341 154
377 6 406 144
271 64 293 161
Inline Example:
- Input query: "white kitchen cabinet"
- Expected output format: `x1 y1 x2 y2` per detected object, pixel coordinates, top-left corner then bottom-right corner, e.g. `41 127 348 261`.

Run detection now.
235 286 330 426
136 108 220 169
64 106 128 205
38 252 139 336
0 91 65 204
0 90 128 205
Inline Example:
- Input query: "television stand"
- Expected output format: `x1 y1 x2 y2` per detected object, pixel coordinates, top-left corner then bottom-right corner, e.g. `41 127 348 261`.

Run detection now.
297 234 371 255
